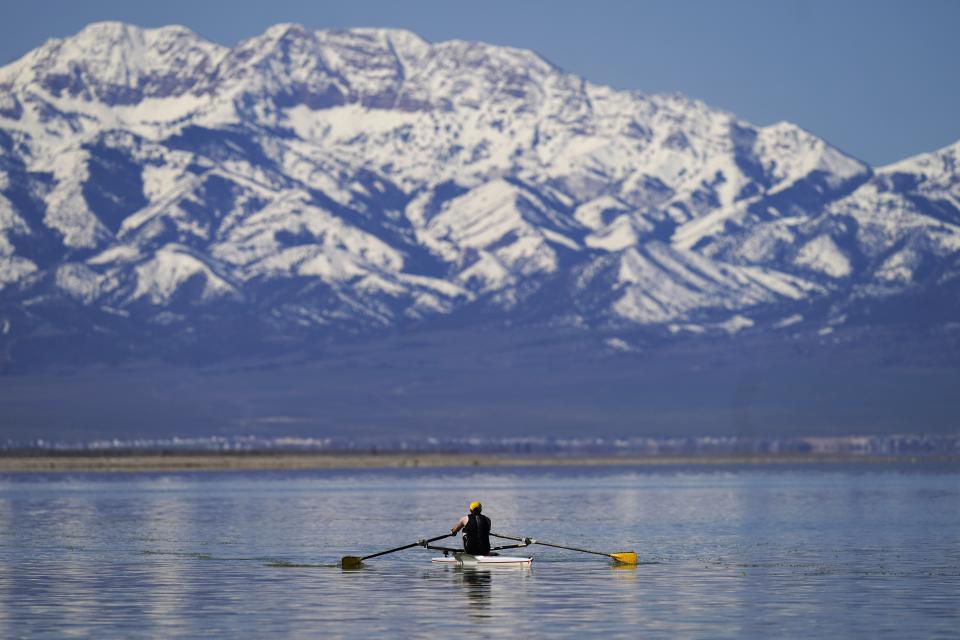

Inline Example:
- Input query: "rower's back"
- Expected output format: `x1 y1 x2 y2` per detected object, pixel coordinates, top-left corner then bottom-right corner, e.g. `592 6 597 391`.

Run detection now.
463 510 491 555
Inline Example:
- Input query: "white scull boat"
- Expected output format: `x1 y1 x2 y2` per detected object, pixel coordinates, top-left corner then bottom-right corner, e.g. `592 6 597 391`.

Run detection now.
432 553 532 567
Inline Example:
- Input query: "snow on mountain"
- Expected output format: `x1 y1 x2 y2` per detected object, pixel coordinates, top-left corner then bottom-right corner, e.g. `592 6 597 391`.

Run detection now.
0 22 957 362
794 235 852 279
574 241 821 325
697 138 960 302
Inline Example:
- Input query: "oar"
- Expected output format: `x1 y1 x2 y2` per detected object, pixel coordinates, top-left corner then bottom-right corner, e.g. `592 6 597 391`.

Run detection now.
341 533 453 569
491 532 637 565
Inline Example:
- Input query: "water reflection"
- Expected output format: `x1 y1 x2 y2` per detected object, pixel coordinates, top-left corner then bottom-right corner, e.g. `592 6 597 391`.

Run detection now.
454 568 493 616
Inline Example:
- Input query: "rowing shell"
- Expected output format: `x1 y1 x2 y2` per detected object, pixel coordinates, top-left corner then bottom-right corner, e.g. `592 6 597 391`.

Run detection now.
432 553 532 567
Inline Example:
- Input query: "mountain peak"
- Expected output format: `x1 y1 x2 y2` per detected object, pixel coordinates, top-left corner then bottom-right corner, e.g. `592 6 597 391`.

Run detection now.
882 137 960 173
262 22 311 39
346 26 430 47
0 20 225 104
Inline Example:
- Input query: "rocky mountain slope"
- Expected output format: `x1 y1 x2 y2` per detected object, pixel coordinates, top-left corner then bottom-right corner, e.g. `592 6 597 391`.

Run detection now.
0 22 957 366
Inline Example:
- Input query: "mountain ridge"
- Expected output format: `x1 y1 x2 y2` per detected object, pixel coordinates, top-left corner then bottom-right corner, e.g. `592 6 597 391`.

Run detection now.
0 22 958 369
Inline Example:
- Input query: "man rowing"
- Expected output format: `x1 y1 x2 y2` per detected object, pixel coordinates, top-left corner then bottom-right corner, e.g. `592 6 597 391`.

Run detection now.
451 500 491 556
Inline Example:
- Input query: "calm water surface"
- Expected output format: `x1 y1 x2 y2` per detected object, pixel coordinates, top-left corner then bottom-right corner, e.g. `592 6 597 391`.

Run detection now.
1 465 958 638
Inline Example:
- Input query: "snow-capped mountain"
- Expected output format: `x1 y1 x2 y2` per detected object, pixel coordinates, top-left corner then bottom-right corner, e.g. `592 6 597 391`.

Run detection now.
0 22 957 365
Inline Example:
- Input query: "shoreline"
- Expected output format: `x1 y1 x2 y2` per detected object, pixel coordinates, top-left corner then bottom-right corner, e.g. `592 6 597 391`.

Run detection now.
1 452 958 473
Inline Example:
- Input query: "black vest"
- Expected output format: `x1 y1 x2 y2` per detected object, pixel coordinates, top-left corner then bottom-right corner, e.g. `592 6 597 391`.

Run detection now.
462 513 491 555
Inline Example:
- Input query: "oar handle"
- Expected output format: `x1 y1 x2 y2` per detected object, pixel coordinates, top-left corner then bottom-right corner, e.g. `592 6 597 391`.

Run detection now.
361 533 453 561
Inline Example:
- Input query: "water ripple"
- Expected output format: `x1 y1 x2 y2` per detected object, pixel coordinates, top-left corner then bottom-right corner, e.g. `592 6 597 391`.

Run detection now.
1 466 958 638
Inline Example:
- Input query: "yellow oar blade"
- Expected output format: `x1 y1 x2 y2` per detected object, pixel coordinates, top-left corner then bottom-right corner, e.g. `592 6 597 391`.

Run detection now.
341 556 363 569
610 552 638 565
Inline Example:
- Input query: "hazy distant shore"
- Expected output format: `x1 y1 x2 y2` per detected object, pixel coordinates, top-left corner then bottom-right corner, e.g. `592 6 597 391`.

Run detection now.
1 452 957 473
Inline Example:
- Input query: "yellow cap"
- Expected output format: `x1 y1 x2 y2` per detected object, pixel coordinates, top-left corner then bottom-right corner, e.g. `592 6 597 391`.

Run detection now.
469 501 482 513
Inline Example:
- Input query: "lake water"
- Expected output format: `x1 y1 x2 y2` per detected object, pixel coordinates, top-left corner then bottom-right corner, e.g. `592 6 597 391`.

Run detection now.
1 464 958 638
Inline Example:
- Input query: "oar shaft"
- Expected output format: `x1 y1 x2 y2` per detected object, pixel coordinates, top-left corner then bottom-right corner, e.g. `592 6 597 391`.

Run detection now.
361 533 452 561
491 532 525 542
360 542 419 561
491 532 612 558
530 540 612 558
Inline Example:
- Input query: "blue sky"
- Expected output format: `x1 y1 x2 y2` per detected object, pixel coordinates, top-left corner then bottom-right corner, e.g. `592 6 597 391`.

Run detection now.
2 0 957 166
